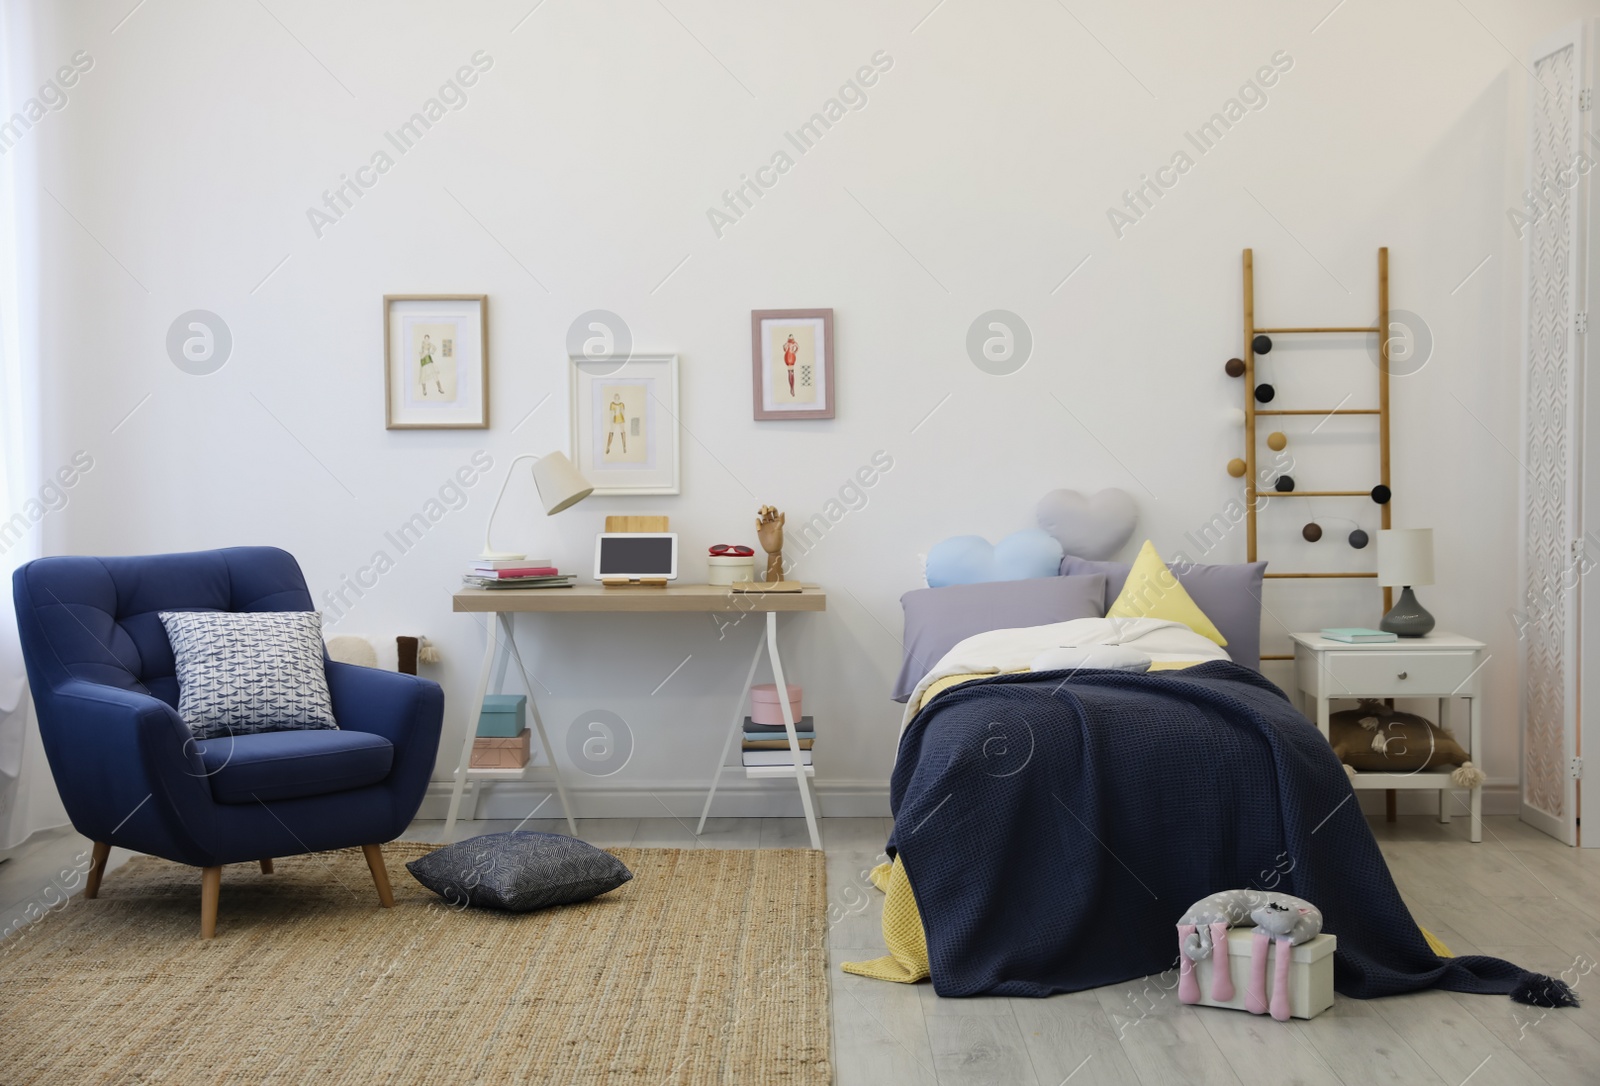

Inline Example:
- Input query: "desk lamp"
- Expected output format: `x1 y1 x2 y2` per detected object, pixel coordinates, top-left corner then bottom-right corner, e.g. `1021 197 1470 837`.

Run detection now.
479 451 593 561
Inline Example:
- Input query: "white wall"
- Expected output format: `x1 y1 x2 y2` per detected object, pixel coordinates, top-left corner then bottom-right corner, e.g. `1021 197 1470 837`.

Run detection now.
11 0 1591 818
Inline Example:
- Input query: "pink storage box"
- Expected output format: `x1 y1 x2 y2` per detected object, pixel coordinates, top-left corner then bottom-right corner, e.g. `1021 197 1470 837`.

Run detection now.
751 683 803 727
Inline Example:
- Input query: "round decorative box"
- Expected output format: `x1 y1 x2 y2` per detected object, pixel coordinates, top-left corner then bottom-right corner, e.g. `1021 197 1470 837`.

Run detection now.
708 555 755 585
751 683 803 727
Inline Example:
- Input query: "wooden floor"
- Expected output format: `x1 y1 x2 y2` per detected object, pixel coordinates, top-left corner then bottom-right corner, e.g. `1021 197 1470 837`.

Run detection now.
5 813 1600 1085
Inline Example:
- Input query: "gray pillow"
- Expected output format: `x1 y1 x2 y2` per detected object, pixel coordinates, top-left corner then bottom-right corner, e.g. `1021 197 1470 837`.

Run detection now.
1058 555 1267 670
158 609 337 739
406 831 632 912
894 575 1105 702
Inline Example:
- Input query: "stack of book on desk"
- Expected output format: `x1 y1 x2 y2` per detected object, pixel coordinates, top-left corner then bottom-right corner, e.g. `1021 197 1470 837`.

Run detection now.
741 715 814 767
463 558 576 590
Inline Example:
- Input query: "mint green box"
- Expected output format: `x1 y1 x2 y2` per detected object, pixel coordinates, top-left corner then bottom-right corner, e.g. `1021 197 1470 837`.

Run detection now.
477 694 527 738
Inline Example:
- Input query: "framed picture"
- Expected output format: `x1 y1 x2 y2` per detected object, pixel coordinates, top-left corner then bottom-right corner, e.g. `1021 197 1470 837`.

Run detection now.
570 353 680 495
384 294 488 429
752 308 834 420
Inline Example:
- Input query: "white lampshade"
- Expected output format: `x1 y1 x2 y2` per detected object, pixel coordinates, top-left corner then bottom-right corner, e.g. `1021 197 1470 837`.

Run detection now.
1377 528 1434 588
531 451 593 514
478 452 594 561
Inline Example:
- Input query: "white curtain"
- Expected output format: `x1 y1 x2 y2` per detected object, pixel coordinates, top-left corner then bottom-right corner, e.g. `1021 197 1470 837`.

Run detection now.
0 1 66 852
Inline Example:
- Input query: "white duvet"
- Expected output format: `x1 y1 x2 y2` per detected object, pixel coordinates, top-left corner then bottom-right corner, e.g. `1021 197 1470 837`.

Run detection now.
900 617 1230 732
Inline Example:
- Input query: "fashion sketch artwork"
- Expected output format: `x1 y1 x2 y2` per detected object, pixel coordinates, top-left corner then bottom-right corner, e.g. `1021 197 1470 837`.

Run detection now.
569 353 680 495
383 294 487 429
409 322 459 402
752 309 834 420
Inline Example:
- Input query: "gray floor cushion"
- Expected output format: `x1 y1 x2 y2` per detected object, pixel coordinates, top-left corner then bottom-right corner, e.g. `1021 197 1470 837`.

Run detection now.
406 831 633 911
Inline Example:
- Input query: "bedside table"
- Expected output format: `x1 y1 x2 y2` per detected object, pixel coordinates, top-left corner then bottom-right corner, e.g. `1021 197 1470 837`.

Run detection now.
1290 632 1485 842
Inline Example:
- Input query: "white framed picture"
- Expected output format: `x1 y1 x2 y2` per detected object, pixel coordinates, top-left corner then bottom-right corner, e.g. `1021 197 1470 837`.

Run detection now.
384 294 488 429
570 353 680 495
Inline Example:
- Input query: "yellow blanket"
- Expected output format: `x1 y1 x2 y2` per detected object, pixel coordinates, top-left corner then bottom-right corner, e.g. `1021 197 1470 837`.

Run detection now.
840 857 928 982
917 662 1202 712
840 673 980 983
841 666 1455 985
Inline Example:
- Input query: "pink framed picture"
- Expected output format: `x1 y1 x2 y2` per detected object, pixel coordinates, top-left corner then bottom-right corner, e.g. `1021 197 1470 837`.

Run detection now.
751 308 834 420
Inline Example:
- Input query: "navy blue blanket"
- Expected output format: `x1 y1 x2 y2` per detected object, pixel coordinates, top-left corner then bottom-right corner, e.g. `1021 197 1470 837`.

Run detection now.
888 662 1531 999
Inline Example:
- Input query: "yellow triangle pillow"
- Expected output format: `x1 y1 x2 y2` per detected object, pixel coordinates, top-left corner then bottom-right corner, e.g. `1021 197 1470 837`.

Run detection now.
1107 541 1228 647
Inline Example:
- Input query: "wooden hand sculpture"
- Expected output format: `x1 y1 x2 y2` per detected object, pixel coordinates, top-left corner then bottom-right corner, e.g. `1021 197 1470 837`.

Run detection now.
756 505 785 583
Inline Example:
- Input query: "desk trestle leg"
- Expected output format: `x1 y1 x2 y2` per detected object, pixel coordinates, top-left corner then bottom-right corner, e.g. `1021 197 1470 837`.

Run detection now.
500 613 578 836
444 613 500 839
766 610 821 849
443 612 578 839
698 630 767 835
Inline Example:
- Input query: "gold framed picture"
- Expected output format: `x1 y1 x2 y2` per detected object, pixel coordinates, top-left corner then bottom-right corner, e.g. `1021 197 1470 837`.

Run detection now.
384 294 488 429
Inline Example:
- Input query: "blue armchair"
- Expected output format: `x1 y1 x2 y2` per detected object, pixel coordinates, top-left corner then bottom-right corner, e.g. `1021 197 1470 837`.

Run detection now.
11 546 444 937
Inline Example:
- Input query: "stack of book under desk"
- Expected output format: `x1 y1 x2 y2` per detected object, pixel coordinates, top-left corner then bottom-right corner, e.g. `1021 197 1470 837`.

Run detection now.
471 694 530 773
741 716 813 777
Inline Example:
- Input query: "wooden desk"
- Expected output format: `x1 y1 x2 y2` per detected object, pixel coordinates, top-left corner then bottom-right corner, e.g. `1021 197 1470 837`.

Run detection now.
453 583 827 614
446 584 828 847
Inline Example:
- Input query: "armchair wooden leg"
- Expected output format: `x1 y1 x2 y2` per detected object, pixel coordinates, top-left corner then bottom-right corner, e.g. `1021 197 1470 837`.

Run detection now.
362 844 394 908
200 866 222 939
84 841 110 900
259 859 274 875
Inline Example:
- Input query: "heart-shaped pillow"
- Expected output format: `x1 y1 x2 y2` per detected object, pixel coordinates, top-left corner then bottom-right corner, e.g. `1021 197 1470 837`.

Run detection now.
1036 488 1138 560
925 529 1065 587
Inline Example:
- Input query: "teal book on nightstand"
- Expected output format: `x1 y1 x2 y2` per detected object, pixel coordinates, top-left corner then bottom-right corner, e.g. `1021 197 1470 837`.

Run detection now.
477 694 527 738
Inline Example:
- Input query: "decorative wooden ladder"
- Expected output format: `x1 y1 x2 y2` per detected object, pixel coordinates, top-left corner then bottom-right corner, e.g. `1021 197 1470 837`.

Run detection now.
1234 246 1394 663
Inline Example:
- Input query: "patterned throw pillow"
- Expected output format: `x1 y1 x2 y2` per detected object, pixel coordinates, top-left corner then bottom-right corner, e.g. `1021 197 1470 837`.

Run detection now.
157 610 337 739
406 832 633 912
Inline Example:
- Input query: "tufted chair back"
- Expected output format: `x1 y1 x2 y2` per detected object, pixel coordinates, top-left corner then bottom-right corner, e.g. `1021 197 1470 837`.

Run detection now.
12 547 314 710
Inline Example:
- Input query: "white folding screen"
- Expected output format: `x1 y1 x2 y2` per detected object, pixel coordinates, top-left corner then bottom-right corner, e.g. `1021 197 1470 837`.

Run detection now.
1519 24 1591 845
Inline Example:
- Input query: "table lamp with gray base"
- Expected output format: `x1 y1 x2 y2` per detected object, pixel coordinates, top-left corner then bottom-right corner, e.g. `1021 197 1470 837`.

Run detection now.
1377 527 1435 637
479 451 593 561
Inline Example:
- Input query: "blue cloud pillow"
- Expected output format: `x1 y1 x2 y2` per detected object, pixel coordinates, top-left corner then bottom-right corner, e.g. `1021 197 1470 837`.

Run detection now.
926 529 1064 587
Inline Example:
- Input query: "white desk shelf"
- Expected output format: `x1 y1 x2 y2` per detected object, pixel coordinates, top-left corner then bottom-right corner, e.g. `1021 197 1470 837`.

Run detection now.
743 764 815 780
1290 632 1485 842
463 765 537 780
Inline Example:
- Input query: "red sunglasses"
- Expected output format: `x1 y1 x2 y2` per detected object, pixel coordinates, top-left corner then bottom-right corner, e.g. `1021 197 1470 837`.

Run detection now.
709 544 755 557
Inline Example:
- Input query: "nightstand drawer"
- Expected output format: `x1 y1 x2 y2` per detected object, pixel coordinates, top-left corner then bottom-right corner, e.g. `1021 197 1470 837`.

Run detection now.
1323 651 1479 696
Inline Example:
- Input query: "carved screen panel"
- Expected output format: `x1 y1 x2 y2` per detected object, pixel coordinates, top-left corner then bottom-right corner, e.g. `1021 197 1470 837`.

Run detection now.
1521 34 1583 841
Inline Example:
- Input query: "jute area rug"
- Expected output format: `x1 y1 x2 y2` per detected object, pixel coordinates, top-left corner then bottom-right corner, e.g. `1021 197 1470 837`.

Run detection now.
0 843 831 1085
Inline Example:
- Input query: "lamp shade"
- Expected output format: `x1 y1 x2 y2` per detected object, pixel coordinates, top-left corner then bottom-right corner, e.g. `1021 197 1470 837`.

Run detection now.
1377 528 1434 587
531 451 593 515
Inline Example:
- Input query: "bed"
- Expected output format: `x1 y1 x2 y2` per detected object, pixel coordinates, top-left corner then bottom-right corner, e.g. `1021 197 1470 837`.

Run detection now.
847 554 1554 1006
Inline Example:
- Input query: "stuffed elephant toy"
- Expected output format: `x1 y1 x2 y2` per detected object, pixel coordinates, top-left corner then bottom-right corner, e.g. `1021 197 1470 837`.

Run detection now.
1176 889 1322 1021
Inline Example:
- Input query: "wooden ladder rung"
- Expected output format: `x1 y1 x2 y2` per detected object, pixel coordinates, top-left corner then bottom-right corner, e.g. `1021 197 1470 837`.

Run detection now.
1260 653 1296 661
1254 409 1380 416
1248 490 1372 498
1253 326 1380 334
